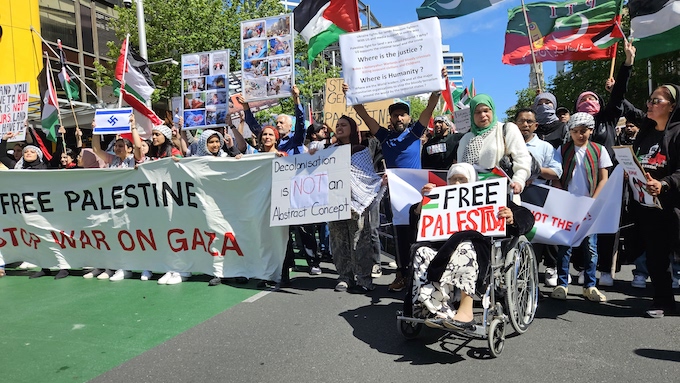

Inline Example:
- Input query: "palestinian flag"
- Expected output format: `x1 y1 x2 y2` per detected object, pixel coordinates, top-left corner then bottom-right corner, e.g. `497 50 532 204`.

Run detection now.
42 57 60 142
503 0 623 65
629 0 680 59
293 0 360 62
57 39 79 101
114 39 162 135
417 0 503 20
442 80 455 113
385 169 448 225
469 79 476 97
591 17 624 49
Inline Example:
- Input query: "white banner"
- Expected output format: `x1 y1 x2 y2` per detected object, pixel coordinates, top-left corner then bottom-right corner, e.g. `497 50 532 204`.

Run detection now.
0 155 288 281
94 108 133 135
270 145 351 226
340 18 445 106
0 82 29 138
417 179 507 241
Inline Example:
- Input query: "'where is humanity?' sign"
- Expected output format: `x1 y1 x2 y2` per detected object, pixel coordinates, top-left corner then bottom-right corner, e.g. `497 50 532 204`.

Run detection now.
340 17 445 106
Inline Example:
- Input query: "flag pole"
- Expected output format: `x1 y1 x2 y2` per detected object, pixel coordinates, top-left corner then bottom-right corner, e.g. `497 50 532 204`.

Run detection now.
46 53 67 152
31 26 101 104
520 0 542 92
118 35 130 109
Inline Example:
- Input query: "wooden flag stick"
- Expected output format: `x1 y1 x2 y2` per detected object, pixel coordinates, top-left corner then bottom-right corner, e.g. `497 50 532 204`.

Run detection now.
520 0 542 92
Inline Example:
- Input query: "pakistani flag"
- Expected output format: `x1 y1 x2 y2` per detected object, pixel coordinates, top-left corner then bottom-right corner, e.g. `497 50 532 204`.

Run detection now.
417 0 503 19
629 0 680 59
294 0 361 62
42 58 60 142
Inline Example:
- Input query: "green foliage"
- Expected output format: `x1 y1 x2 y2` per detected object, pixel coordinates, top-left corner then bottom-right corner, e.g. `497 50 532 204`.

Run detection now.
405 96 428 121
505 87 539 122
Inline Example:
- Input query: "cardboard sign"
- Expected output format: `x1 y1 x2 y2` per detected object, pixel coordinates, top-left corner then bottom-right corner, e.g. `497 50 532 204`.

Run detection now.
323 78 392 132
0 82 29 139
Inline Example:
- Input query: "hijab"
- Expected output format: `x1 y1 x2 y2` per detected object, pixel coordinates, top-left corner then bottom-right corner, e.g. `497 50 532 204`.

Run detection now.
14 145 47 170
446 163 477 185
469 94 498 136
195 129 225 157
576 91 601 115
533 92 559 125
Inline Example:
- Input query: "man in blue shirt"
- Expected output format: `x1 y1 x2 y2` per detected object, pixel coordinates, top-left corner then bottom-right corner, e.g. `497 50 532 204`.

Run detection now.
344 81 442 291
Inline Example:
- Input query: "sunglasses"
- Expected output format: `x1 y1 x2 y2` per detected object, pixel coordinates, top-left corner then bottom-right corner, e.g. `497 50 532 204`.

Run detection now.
647 98 669 105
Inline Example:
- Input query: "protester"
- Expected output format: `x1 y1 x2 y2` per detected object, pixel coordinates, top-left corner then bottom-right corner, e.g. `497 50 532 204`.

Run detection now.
533 92 567 149
515 108 563 287
628 83 680 318
328 115 385 292
551 113 612 302
149 124 182 159
408 163 534 330
457 94 532 195
342 69 444 292
556 107 570 123
421 115 464 170
170 121 188 156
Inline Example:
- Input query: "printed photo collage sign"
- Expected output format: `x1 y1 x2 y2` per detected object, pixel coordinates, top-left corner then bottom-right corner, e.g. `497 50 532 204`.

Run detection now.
241 14 294 102
181 49 230 129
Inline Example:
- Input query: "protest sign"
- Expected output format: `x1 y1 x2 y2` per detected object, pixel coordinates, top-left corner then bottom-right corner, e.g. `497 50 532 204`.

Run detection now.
94 108 133 135
340 18 445 106
417 179 508 241
0 155 287 281
181 49 230 130
323 78 392 131
241 14 295 102
453 107 471 133
613 145 661 208
0 82 29 139
270 145 351 226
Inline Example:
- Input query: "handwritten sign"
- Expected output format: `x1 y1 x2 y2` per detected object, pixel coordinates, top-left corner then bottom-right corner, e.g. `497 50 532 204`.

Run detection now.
453 107 471 133
94 108 133 135
270 145 351 226
323 78 392 132
612 145 661 208
340 18 444 106
417 179 507 241
0 82 29 138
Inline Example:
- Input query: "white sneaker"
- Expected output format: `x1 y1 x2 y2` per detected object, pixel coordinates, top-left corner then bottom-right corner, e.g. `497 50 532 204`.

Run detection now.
577 271 584 285
310 266 322 275
140 270 152 281
545 268 557 287
371 264 382 278
18 262 37 269
97 269 113 280
673 276 679 289
166 272 188 285
109 269 131 281
631 274 647 288
599 272 614 287
83 268 102 279
157 272 173 285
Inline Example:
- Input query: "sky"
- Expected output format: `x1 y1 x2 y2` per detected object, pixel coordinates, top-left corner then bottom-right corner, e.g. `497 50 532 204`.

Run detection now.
364 0 558 119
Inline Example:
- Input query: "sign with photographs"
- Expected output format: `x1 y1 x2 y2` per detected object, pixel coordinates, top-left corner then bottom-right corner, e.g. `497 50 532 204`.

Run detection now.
241 14 294 102
181 49 230 130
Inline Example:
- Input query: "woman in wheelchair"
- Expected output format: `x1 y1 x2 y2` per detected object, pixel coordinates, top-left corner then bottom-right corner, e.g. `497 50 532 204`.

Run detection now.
408 163 535 331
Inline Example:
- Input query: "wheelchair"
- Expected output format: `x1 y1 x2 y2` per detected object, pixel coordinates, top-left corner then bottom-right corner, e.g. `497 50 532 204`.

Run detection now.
395 232 539 358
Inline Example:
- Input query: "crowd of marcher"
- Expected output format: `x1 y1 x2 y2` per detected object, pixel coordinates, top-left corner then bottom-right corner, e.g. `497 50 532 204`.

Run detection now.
1 42 678 318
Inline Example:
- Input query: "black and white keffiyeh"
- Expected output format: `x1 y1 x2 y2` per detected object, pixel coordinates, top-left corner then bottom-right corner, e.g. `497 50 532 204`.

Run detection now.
349 148 385 215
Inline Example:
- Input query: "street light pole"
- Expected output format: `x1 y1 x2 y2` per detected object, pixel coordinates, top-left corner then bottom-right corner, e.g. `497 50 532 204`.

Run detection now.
136 0 148 60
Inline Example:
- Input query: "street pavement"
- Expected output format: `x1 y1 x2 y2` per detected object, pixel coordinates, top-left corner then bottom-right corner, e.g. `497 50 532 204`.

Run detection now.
90 259 679 383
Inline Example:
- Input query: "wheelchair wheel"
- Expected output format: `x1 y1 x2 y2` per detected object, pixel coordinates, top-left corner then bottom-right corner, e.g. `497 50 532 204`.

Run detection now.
487 319 505 358
504 236 539 334
397 318 422 339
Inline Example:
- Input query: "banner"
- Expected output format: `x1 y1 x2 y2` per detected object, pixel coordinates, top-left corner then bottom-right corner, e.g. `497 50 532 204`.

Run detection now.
0 156 288 281
417 179 507 241
388 167 624 246
323 78 392 132
181 49 230 130
94 108 133 135
270 145 351 226
241 14 295 102
0 82 29 139
340 17 445 106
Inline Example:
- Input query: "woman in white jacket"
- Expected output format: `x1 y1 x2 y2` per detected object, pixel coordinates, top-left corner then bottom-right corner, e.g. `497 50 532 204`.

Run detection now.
456 94 532 194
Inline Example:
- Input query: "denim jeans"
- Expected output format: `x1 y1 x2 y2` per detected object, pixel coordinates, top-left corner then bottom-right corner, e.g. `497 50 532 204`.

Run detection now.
633 252 680 280
557 234 598 288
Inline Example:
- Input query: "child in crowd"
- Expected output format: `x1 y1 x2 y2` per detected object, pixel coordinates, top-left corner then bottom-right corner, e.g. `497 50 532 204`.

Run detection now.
551 113 612 302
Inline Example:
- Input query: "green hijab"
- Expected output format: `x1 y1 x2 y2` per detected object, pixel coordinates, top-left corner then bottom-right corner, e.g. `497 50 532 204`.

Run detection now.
469 94 498 136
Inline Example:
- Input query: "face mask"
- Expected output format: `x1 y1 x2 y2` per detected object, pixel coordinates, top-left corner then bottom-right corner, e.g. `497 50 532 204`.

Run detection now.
577 100 600 115
534 104 557 125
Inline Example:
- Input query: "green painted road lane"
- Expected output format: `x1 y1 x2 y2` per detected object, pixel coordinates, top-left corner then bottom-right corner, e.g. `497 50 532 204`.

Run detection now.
0 271 264 383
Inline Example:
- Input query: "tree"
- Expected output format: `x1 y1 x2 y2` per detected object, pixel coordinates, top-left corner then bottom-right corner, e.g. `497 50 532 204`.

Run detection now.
505 87 540 122
96 0 286 102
